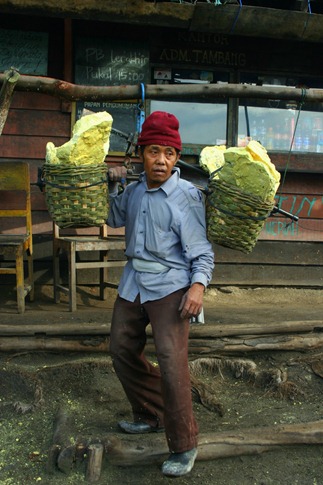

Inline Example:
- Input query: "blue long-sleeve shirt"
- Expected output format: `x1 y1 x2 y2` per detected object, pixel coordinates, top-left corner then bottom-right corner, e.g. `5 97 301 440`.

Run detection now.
107 167 214 303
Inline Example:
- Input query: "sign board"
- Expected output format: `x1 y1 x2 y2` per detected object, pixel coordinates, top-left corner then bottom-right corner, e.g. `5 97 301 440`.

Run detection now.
75 100 139 154
74 36 149 152
0 28 48 75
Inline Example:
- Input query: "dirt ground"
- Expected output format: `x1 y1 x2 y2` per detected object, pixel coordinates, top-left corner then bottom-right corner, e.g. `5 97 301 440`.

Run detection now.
0 284 323 485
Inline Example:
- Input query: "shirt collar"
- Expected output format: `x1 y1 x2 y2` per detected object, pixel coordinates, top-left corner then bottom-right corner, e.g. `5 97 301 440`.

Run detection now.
139 167 180 196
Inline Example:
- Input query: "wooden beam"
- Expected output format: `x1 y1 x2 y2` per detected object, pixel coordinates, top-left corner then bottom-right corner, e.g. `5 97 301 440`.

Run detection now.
0 2 322 43
190 4 323 43
1 73 323 103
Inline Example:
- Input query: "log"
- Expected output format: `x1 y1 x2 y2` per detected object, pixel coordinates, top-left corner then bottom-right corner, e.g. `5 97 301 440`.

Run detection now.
86 444 104 483
46 445 61 474
1 73 323 103
0 320 322 337
189 321 323 338
0 336 108 352
53 420 323 473
186 333 323 353
1 332 323 353
51 408 88 474
196 420 323 462
0 68 20 135
106 420 323 466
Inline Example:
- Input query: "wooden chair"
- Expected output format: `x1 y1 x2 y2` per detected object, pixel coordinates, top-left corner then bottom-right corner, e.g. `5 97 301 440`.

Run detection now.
0 161 34 313
53 223 126 312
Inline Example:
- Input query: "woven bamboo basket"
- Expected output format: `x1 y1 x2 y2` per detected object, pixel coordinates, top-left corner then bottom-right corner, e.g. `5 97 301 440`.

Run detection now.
206 178 275 253
42 163 109 228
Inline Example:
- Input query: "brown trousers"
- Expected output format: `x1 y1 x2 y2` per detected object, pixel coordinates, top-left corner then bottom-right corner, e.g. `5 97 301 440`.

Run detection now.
109 289 198 453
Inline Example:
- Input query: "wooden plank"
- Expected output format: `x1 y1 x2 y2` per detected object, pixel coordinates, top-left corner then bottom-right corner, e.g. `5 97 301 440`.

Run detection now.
261 217 323 242
0 211 125 236
0 135 69 159
213 241 323 265
10 91 62 110
1 185 50 212
2 109 71 136
275 173 323 194
212 263 323 287
271 153 323 174
276 197 323 219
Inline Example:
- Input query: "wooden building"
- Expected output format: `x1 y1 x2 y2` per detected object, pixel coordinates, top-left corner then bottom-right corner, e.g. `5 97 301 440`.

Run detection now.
0 0 322 289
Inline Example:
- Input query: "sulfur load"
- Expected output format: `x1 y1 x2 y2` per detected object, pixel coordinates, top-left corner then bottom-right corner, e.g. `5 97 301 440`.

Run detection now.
221 141 280 201
200 140 280 202
45 111 113 166
43 111 113 228
202 141 280 253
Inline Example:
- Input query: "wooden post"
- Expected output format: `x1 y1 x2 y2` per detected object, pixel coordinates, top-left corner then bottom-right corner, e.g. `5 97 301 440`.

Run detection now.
86 444 104 483
0 68 20 135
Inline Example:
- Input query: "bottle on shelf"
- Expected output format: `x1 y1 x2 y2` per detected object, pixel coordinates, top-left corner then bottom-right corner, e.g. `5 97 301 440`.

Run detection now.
259 119 267 146
282 118 291 150
302 117 311 152
294 135 302 152
266 126 274 150
274 124 281 150
310 131 317 152
302 134 310 152
317 130 323 153
250 120 258 141
313 117 323 152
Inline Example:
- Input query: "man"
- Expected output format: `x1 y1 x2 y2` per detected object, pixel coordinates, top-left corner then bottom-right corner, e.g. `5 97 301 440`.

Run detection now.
107 111 214 477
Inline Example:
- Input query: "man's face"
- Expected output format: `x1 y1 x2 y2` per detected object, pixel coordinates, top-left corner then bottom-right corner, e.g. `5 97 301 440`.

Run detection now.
141 145 180 189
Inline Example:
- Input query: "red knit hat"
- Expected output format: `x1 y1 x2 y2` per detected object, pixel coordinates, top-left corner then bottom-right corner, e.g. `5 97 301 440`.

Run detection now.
138 111 182 151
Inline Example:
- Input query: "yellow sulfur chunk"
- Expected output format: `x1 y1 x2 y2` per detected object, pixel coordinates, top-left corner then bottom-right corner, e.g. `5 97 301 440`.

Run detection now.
45 111 113 166
199 145 226 178
220 143 280 201
246 140 280 191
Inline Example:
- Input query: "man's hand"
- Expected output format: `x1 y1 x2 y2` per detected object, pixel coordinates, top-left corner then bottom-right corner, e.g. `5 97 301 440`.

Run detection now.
178 283 205 319
108 166 128 183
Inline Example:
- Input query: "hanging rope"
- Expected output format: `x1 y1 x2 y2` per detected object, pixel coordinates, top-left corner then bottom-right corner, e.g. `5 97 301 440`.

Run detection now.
302 0 312 37
230 0 242 34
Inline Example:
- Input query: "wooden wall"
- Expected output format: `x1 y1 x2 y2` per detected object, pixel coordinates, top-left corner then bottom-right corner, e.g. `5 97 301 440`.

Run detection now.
0 91 70 234
212 241 323 288
0 91 322 289
261 172 323 243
